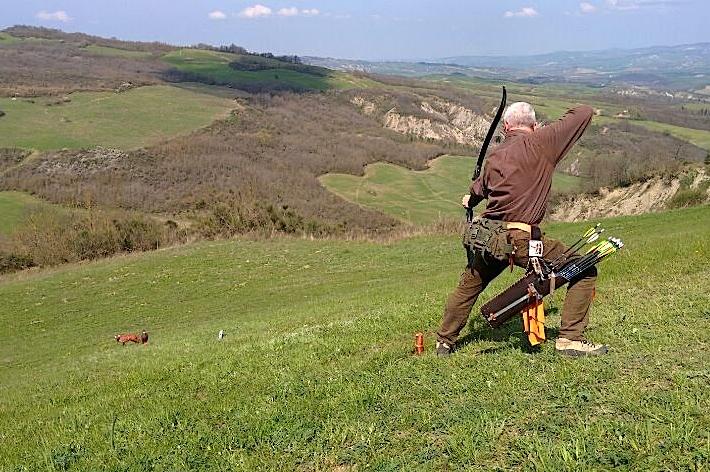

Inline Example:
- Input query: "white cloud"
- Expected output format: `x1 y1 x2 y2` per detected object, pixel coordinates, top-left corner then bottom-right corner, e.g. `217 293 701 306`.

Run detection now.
604 0 684 11
605 0 639 9
605 0 682 10
277 7 299 16
580 2 598 13
36 10 71 22
208 10 227 20
503 7 539 18
239 4 272 18
239 5 319 19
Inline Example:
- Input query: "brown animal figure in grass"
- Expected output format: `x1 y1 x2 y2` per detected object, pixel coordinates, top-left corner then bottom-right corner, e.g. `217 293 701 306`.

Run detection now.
114 330 149 346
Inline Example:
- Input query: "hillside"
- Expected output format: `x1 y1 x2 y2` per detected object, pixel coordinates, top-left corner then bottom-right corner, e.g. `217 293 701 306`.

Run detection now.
320 155 583 225
2 25 710 275
0 85 234 150
0 25 359 96
1 207 708 469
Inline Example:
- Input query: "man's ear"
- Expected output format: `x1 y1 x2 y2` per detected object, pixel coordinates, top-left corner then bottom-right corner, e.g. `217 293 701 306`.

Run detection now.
503 121 511 134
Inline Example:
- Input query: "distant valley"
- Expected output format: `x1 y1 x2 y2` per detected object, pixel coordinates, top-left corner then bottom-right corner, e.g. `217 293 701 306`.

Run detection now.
305 42 710 95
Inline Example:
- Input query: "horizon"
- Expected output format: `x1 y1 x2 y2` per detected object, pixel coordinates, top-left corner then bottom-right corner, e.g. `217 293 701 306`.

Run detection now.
2 0 709 61
6 22 709 62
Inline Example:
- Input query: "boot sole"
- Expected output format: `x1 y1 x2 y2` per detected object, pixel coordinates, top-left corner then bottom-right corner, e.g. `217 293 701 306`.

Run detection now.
556 347 608 357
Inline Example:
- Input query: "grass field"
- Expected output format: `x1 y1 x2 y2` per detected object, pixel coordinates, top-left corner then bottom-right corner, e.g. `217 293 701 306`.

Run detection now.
2 206 707 470
163 49 374 91
0 85 234 150
622 119 710 152
0 32 22 45
320 155 584 225
83 44 154 59
0 191 51 235
0 32 61 46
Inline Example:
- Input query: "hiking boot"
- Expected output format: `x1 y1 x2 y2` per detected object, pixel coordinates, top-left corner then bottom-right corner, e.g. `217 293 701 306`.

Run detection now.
555 337 608 357
436 341 453 357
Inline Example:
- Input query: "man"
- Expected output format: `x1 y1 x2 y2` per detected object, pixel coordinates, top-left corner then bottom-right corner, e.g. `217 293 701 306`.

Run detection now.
436 101 607 357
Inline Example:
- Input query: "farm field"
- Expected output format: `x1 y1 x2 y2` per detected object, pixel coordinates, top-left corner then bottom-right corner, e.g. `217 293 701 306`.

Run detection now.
1 206 708 470
320 155 584 224
0 85 235 150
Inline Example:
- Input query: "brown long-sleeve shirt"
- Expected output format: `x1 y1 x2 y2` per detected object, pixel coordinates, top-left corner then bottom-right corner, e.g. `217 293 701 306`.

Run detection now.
470 105 594 225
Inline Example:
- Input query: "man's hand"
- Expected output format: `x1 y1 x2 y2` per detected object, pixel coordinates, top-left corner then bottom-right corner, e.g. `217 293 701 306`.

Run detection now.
461 194 471 208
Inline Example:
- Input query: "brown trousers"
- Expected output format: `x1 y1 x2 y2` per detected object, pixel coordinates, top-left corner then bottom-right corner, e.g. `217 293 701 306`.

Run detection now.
437 229 597 346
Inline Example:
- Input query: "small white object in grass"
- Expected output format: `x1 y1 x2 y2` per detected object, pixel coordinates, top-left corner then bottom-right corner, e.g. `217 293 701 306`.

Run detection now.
218 330 225 340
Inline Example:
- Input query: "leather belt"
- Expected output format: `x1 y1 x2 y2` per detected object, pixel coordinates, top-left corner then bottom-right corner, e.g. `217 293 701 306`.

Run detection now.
505 222 532 233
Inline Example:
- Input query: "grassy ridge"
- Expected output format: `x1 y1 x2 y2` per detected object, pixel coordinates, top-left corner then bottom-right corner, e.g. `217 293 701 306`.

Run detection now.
0 85 234 150
1 207 708 470
320 155 584 225
163 49 374 91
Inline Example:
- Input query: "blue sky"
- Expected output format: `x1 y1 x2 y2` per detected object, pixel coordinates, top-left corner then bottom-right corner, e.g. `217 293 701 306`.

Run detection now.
1 0 707 60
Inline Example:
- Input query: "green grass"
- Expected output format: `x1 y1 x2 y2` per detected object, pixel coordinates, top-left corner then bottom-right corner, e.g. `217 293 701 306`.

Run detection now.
82 44 153 59
0 85 234 150
0 32 22 45
163 49 371 91
622 119 710 151
0 191 51 235
320 155 584 225
680 103 710 112
0 206 708 470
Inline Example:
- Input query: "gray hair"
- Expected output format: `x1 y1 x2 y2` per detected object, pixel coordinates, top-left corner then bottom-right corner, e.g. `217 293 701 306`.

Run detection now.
503 102 536 128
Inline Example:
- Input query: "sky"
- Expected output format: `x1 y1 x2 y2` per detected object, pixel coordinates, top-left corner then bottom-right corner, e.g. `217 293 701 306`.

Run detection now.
1 0 708 60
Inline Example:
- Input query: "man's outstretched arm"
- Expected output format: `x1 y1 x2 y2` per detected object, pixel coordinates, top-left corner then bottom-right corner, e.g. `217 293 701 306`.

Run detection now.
532 105 594 166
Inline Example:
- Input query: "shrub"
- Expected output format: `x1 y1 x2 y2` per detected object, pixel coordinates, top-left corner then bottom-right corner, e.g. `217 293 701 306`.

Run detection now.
11 207 173 269
114 216 163 251
667 188 707 209
13 209 76 266
196 198 333 239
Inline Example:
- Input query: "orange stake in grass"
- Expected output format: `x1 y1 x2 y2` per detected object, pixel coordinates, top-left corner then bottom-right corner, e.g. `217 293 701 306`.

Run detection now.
414 332 425 355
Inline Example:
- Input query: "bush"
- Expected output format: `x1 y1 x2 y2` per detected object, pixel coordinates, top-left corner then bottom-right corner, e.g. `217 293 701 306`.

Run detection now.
114 216 163 251
0 251 34 273
11 208 173 269
13 209 76 266
667 188 707 209
196 198 333 239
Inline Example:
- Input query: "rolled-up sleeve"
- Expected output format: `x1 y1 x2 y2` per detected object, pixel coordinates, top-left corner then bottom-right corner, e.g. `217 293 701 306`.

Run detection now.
470 176 485 199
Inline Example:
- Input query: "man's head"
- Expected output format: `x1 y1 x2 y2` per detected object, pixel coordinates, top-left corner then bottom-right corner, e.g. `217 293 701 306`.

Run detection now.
503 102 537 134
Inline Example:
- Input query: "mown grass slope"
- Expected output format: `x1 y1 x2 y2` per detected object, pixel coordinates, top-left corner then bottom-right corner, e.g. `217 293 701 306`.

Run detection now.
320 155 584 225
0 85 234 150
1 207 708 470
163 49 375 92
0 191 53 235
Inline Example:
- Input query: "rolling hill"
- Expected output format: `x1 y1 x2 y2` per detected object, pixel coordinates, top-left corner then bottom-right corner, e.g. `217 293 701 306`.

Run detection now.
320 155 583 225
1 25 709 275
0 85 235 150
1 207 708 469
0 22 709 472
